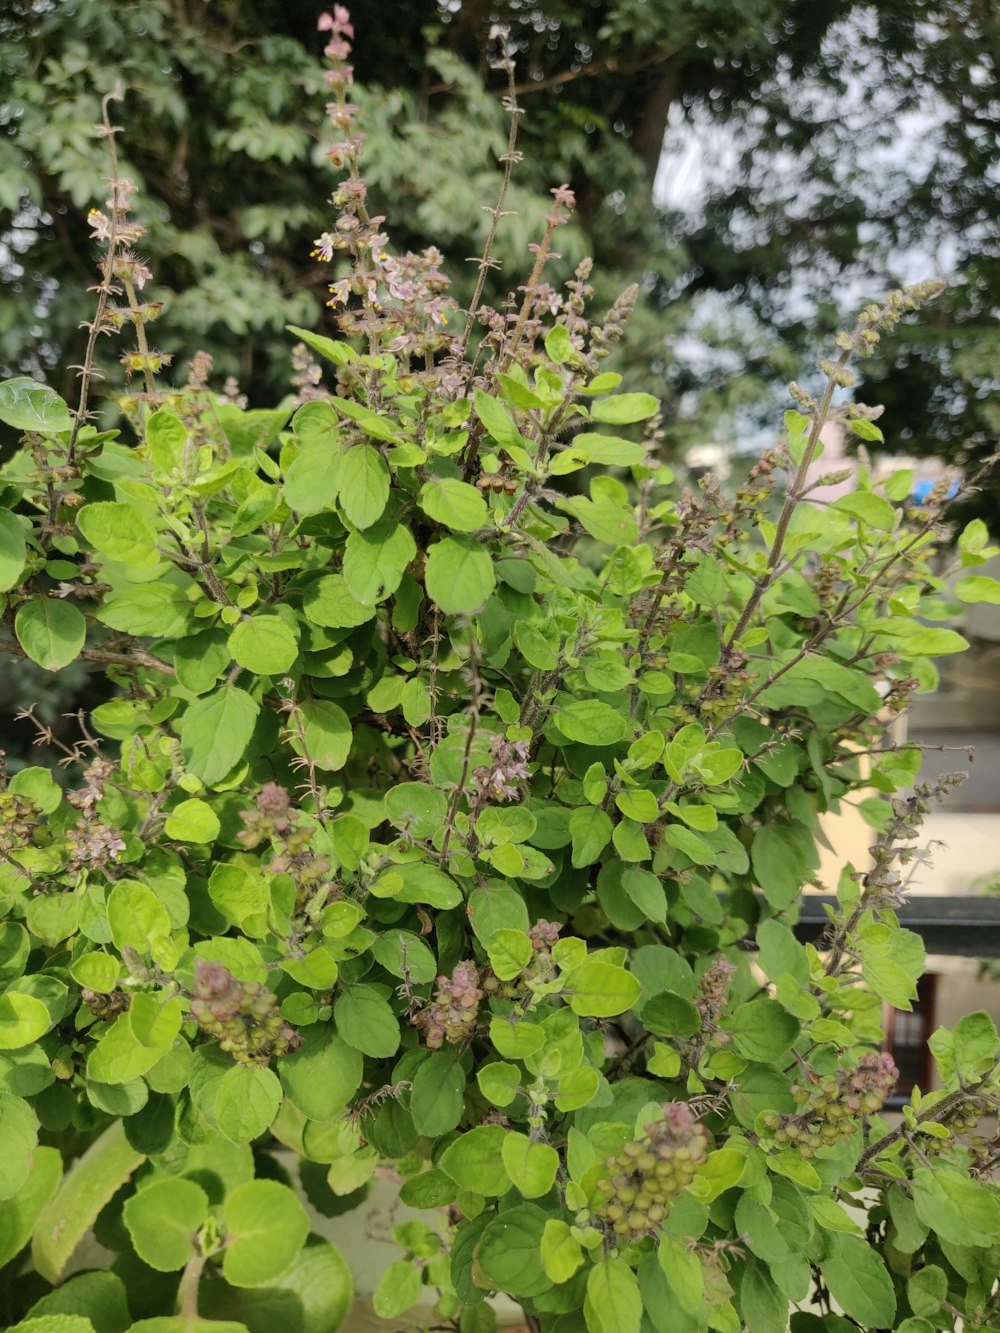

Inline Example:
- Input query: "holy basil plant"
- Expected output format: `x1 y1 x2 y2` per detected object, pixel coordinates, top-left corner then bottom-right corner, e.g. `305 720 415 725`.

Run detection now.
1 13 1000 1333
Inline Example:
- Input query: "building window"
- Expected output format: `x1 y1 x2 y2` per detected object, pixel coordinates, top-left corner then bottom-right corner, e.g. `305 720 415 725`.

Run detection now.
883 973 938 1103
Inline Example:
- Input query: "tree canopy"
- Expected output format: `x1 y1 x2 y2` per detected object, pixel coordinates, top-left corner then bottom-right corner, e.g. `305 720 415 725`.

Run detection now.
2 0 997 518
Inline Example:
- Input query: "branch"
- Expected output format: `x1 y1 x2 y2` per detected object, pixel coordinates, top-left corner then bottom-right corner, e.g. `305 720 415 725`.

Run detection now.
511 39 690 97
723 347 850 652
0 636 174 676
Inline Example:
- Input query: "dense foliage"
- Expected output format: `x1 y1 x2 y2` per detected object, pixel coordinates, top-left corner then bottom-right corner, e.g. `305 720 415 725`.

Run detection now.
1 12 1000 1333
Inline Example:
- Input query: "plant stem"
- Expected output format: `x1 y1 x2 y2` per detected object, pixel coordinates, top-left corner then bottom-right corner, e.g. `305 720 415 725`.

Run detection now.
723 348 851 652
176 1252 207 1320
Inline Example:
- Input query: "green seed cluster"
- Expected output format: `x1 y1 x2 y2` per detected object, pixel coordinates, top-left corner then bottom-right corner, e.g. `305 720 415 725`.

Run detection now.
595 1103 709 1236
189 958 301 1065
237 782 331 910
82 988 130 1020
761 1051 897 1157
0 792 38 854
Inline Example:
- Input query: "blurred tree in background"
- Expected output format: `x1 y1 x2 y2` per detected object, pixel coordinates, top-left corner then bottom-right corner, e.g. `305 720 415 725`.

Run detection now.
3 1 997 475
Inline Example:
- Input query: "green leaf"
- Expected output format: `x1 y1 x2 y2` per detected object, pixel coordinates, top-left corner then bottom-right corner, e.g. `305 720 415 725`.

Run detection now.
411 1051 466 1136
77 502 160 566
0 509 27 591
9 766 62 814
565 958 641 1017
126 1321 248 1333
293 699 353 772
740 1259 787 1333
559 434 647 468
951 1010 999 1079
279 1026 363 1121
477 1204 552 1297
474 390 525 451
640 991 700 1038
107 881 171 953
729 998 800 1062
303 573 375 629
25 1272 130 1333
756 919 809 986
0 1092 38 1199
372 1259 423 1319
9 1319 97 1333
881 623 968 655
569 807 613 868
819 1237 895 1328
334 985 400 1057
751 823 811 911
371 862 462 908
540 1219 584 1284
0 1144 61 1266
164 799 220 844
338 444 389 529
123 1178 209 1271
833 491 895 530
179 687 260 785
399 1168 457 1210
477 1064 522 1113
87 996 183 1085
558 495 638 545
287 325 356 366
0 378 72 432
330 396 402 441
912 1167 1000 1245
69 952 119 996
501 1132 558 1198
384 783 448 839
657 1233 704 1314
440 1126 510 1196
202 1236 352 1333
848 418 885 443
544 324 574 364
621 867 666 921
228 615 299 675
615 788 659 822
907 1265 947 1318
98 583 190 638
284 436 343 514
585 1257 643 1333
425 536 495 614
145 406 186 467
206 864 268 935
343 518 416 604
955 574 1000 604
14 599 86 672
591 392 660 424
0 992 52 1049
861 954 918 1009
514 622 559 669
486 928 532 981
557 700 629 746
32 1121 145 1284
690 1149 745 1203
887 1186 928 1253
419 477 489 532
215 1064 282 1143
222 1180 310 1287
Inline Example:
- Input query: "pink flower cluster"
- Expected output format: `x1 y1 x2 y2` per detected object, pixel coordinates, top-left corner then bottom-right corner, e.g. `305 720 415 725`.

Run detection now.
312 9 459 367
473 736 531 802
